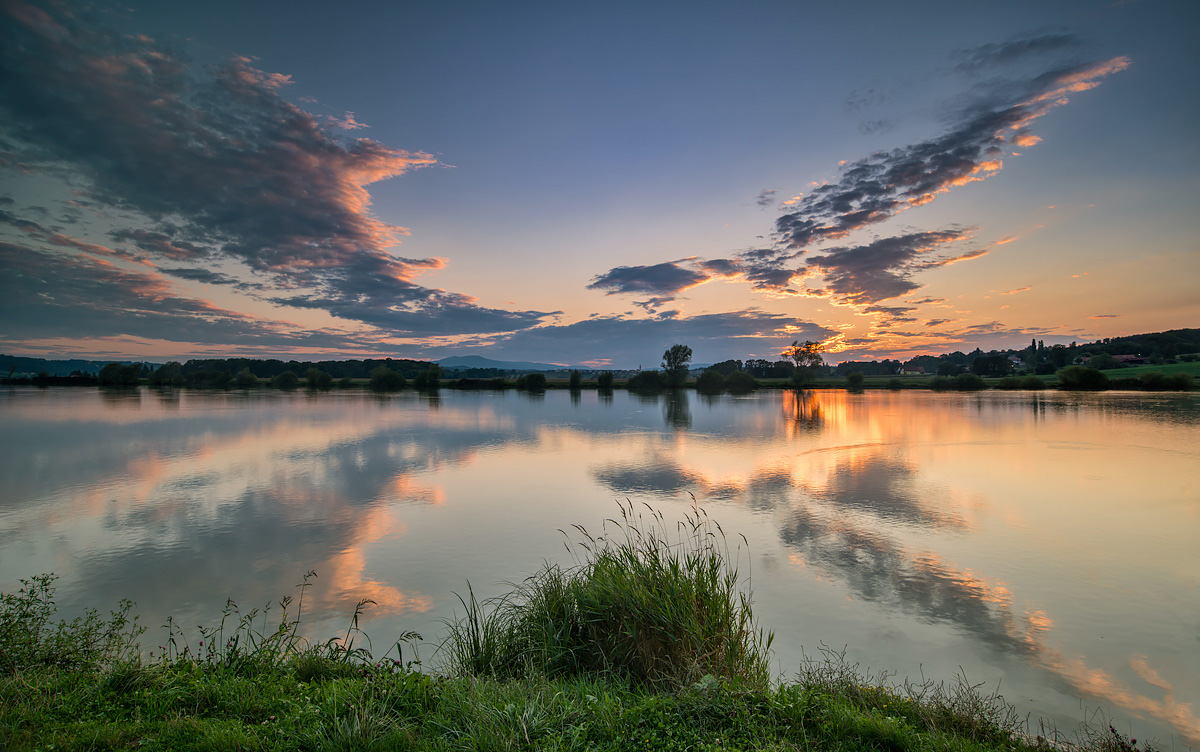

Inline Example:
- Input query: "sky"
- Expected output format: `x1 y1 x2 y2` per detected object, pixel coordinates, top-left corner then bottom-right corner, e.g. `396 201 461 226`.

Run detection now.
1 0 1197 369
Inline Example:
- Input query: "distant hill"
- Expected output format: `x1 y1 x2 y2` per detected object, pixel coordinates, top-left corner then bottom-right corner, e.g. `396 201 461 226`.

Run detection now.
1 355 131 377
437 355 569 372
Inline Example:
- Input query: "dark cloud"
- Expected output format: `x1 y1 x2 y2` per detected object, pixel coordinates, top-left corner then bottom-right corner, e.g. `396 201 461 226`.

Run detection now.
587 261 710 296
0 242 381 350
160 266 266 291
951 33 1084 72
924 318 952 327
0 0 553 338
804 230 975 305
755 189 777 207
775 56 1128 249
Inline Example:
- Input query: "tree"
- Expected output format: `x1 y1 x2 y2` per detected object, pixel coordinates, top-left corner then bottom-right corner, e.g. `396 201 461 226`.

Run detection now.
1087 352 1117 370
98 362 140 386
516 373 547 391
596 371 615 390
568 370 582 391
306 367 333 390
271 370 299 391
235 368 258 388
782 340 824 386
149 361 183 387
1057 366 1108 391
369 366 405 392
661 344 692 388
695 368 726 394
970 354 1010 377
412 365 442 390
845 371 864 389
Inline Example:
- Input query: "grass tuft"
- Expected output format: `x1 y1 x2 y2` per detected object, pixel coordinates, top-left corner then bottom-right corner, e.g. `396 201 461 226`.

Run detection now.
443 501 773 690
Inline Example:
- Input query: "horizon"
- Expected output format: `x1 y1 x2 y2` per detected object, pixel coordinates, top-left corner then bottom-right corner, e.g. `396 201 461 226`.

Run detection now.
2 1 1197 366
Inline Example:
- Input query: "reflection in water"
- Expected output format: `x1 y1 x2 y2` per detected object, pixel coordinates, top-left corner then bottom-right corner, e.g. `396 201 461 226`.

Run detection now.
664 390 691 429
1 387 1197 746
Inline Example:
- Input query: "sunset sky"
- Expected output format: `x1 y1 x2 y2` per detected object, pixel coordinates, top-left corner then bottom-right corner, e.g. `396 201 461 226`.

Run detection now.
1 0 1197 368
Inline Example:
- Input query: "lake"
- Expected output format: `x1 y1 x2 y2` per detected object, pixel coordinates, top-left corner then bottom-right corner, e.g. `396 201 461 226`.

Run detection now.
1 386 1197 747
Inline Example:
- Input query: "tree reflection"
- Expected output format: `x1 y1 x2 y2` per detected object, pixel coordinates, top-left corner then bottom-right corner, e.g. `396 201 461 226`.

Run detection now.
664 389 691 429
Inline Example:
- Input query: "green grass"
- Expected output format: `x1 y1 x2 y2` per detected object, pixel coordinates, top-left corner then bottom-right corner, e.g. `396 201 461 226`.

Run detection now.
0 508 1159 752
1095 360 1200 378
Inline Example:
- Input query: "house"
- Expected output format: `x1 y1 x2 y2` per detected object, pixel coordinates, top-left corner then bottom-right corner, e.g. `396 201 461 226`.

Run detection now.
899 365 926 375
1113 354 1147 365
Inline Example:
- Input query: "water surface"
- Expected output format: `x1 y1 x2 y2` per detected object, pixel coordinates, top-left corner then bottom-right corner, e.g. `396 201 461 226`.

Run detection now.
1 386 1197 747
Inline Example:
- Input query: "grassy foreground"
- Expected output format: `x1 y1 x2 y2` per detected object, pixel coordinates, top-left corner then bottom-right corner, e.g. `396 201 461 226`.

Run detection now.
2 507 1151 752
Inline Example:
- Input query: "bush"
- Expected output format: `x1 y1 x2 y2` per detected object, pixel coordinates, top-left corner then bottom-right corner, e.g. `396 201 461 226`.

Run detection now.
98 362 141 386
954 373 986 391
1 574 142 673
1057 365 1108 391
444 504 772 690
886 378 903 390
337 377 354 389
1138 371 1193 391
516 373 547 392
271 370 300 391
596 371 615 390
845 371 864 389
996 376 1023 390
724 371 759 394
1021 375 1047 390
694 368 726 394
626 370 665 393
369 366 406 392
412 365 442 390
306 368 333 390
928 376 954 391
568 370 582 390
234 368 258 388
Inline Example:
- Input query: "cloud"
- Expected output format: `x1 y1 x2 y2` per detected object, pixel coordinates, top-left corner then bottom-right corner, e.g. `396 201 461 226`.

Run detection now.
0 241 384 350
0 0 553 338
755 189 777 207
1089 313 1121 319
587 261 711 297
951 33 1084 72
804 230 980 306
774 56 1128 249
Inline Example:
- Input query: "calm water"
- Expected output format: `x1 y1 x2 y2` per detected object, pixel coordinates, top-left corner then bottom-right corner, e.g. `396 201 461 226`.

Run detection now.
2 386 1197 747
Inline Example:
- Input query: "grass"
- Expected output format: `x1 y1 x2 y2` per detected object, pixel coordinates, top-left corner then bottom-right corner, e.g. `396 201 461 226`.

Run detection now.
0 507 1160 752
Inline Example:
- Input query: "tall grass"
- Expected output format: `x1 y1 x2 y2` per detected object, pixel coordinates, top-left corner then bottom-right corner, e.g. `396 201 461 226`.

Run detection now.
443 502 774 689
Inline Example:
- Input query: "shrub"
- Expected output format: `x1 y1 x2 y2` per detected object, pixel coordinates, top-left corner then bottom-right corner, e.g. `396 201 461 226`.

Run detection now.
337 377 354 389
568 370 582 390
234 368 258 388
724 371 759 394
412 365 442 391
886 378 903 390
928 376 954 391
1138 371 1193 391
694 368 726 394
954 373 986 391
1021 375 1047 390
1057 365 1108 391
845 371 864 389
996 376 1023 390
444 504 772 690
596 371 615 390
98 362 141 386
271 370 300 391
516 373 547 392
306 368 333 390
626 370 665 393
369 366 406 392
0 574 142 673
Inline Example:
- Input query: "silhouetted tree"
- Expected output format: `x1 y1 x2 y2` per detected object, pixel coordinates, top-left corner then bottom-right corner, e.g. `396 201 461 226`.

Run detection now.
306 367 333 390
783 340 824 386
568 370 582 391
516 372 547 391
234 368 258 388
412 365 442 390
695 368 726 394
661 344 692 388
596 371 615 390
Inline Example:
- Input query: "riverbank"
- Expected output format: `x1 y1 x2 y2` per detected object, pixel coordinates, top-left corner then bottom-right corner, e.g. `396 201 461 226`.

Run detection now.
1 508 1156 752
